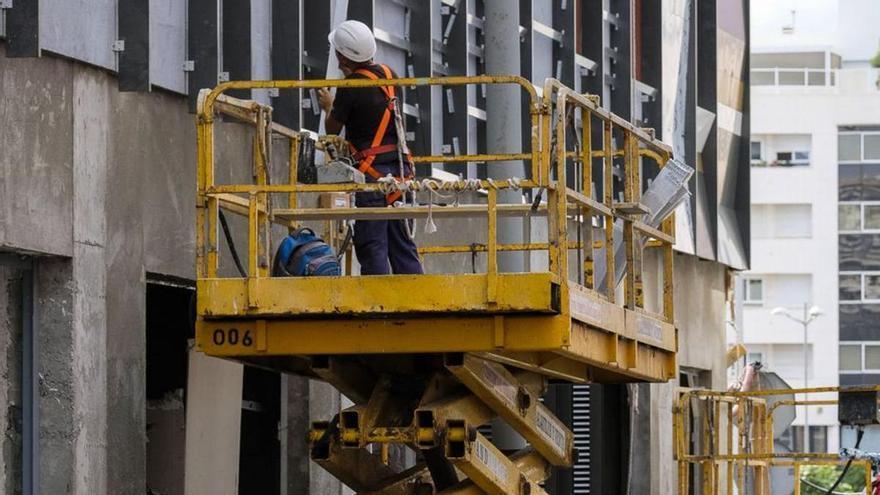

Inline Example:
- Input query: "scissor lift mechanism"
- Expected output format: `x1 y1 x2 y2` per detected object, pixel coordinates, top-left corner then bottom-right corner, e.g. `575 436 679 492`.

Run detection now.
195 76 678 494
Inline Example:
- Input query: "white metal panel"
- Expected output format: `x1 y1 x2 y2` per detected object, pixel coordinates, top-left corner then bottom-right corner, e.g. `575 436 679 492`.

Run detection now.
374 0 407 74
150 0 187 93
41 0 117 70
251 0 272 104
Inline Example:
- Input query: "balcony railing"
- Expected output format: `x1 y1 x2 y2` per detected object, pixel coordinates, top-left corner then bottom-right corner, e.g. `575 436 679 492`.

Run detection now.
751 67 835 87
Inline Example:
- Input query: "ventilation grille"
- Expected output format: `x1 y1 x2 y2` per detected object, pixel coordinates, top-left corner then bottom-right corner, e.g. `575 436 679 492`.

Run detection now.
572 384 591 493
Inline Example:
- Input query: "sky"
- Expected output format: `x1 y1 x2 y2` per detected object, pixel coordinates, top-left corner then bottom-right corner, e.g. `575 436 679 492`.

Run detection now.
750 0 880 62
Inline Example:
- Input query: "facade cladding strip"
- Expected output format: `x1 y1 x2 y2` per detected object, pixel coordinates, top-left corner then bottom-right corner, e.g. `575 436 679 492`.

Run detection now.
839 126 880 345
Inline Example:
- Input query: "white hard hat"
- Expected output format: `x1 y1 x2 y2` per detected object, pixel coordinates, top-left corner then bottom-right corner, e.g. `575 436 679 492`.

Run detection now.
328 20 377 63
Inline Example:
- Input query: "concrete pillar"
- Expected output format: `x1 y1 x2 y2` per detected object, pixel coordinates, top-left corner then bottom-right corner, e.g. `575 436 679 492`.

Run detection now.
184 347 244 495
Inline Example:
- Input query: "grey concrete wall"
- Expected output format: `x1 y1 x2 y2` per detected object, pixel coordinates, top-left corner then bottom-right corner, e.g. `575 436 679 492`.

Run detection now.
0 39 322 493
37 258 76 494
643 250 729 494
0 51 74 257
0 265 23 495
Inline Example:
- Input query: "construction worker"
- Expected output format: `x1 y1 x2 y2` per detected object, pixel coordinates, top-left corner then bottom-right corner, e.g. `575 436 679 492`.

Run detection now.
318 20 424 276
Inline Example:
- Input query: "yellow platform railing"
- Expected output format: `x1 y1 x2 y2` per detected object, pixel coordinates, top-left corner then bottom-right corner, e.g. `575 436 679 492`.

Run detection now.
194 76 677 381
675 386 875 494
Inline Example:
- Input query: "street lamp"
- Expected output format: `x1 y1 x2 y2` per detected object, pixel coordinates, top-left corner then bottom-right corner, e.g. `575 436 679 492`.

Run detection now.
771 303 823 453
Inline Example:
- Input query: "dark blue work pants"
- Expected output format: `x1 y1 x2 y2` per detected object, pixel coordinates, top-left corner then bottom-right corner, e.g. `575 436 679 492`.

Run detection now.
354 163 423 275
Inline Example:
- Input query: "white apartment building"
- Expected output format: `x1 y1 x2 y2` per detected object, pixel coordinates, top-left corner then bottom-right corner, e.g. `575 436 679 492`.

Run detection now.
743 0 880 454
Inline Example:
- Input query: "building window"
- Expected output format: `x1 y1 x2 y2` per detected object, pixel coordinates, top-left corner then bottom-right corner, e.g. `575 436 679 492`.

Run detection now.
750 141 763 163
866 275 880 301
774 151 810 167
840 272 880 304
840 344 862 371
744 278 764 304
783 426 829 453
840 274 862 301
865 134 880 161
838 342 880 373
840 204 862 231
840 134 862 161
839 131 880 163
747 352 764 364
865 205 880 230
866 344 880 371
837 203 880 232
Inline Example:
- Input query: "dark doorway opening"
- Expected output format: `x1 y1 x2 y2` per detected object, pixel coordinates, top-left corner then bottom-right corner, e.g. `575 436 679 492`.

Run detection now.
239 367 281 495
145 280 194 495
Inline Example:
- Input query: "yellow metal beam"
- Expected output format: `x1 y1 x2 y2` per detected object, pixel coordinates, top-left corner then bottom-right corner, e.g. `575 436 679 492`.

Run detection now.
444 427 548 495
445 354 574 467
440 448 551 494
196 313 570 357
197 273 560 317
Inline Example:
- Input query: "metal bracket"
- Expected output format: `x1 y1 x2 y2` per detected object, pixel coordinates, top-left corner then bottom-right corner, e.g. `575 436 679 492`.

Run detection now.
0 0 12 9
182 60 195 72
111 40 125 52
267 88 280 98
218 72 230 83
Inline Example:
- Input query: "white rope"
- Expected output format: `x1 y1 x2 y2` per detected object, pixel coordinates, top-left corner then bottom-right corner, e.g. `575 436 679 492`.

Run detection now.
376 175 525 235
374 175 523 196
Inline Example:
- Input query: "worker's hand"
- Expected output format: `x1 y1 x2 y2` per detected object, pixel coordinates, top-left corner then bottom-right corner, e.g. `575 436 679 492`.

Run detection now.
317 88 334 113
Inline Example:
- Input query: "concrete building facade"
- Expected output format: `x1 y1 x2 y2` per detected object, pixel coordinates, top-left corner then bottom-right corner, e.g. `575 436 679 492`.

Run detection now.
0 0 749 493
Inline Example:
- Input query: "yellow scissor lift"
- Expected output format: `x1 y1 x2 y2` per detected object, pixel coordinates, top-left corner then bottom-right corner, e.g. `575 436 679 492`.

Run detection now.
195 75 678 494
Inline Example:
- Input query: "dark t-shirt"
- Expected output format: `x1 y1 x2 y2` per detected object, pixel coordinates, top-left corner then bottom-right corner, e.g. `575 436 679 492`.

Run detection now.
331 63 400 165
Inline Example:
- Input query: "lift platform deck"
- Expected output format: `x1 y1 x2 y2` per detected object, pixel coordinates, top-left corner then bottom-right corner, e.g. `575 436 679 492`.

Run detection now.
194 76 679 494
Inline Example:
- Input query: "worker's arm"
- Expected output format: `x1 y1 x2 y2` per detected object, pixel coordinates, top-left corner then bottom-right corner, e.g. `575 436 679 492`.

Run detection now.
318 88 344 135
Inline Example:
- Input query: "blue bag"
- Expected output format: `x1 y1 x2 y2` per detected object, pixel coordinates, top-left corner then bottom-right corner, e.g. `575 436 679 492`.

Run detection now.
272 227 341 277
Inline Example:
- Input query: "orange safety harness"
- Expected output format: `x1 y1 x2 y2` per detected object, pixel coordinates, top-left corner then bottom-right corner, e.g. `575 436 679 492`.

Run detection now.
348 64 413 205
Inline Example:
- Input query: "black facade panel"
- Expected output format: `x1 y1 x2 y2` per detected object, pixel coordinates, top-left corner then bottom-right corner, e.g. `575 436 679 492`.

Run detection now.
608 0 631 120
442 0 468 177
839 164 880 201
839 304 880 341
553 0 575 87
684 0 698 242
188 0 219 111
588 384 628 493
301 1 331 132
639 0 663 137
271 0 301 129
519 0 533 180
6 0 39 57
840 164 862 201
118 0 151 91
863 164 880 200
695 0 717 260
736 0 751 267
223 0 252 99
581 0 604 100
840 374 880 386
839 234 880 271
347 0 373 25
408 0 434 174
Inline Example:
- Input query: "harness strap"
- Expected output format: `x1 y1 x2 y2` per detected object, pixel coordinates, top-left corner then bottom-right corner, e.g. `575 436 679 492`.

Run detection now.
352 64 411 204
